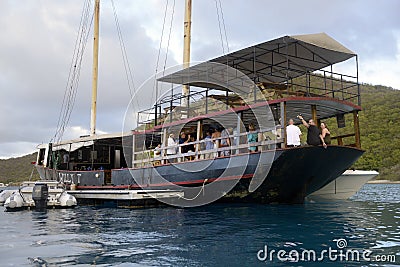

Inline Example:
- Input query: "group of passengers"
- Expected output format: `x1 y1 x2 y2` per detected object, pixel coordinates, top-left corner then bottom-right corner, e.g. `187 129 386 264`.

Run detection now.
165 127 233 159
286 115 331 148
157 115 330 162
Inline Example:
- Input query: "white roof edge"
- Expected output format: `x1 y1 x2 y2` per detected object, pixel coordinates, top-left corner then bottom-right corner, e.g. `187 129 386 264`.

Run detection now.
290 32 355 55
36 131 132 149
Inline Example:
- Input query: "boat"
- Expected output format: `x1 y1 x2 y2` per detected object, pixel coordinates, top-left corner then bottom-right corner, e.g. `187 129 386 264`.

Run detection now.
0 183 6 191
4 180 77 211
34 1 365 206
0 189 17 205
306 169 379 201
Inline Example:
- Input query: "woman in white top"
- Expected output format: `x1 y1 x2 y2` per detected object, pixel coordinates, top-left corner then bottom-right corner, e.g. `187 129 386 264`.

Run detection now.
167 134 177 155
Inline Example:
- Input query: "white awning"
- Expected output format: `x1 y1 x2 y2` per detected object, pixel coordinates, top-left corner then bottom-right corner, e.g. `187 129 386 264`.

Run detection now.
158 33 356 87
52 141 94 152
36 132 131 150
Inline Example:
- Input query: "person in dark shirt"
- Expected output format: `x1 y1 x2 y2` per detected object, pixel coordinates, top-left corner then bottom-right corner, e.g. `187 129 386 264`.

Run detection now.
298 115 327 148
186 135 195 153
179 132 189 153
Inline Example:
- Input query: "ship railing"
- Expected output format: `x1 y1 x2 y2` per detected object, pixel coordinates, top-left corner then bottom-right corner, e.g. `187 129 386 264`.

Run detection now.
331 133 358 147
290 70 360 105
132 130 283 167
137 67 361 129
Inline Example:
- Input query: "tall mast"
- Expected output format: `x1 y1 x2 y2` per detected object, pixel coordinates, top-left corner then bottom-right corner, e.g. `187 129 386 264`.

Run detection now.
182 0 192 107
90 0 100 135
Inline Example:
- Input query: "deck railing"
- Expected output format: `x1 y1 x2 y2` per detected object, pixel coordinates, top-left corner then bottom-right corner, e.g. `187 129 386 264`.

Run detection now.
132 129 283 167
137 71 360 130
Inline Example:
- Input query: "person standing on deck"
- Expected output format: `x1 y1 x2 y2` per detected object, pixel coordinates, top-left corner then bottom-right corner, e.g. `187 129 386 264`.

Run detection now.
220 127 231 156
203 130 214 159
167 134 177 155
212 128 221 157
179 132 190 154
286 119 301 147
320 122 331 145
297 115 327 148
247 123 258 152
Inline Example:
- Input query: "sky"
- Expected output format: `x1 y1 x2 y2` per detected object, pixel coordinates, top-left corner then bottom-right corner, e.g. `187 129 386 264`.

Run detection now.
0 0 399 159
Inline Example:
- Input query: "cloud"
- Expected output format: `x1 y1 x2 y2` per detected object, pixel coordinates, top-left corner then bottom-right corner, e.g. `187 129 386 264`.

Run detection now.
0 0 399 158
0 142 38 159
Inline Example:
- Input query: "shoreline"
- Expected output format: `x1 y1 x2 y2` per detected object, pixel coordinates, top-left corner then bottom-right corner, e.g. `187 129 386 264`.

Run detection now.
367 180 400 184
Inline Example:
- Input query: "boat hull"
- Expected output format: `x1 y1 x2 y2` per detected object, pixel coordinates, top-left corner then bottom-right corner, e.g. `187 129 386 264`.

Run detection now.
306 169 379 201
36 146 364 204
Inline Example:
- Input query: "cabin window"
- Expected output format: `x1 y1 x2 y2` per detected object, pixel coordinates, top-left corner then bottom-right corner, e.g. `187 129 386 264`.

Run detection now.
38 148 46 165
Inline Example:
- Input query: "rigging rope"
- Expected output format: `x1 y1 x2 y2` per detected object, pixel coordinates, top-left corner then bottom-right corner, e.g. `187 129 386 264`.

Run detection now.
52 0 93 143
214 0 229 55
152 0 170 105
218 0 229 53
163 0 176 75
149 0 174 149
111 0 138 109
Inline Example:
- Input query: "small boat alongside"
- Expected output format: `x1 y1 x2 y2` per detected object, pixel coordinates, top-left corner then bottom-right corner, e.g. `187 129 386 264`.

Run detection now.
0 183 7 191
4 180 77 211
0 189 16 205
306 170 379 201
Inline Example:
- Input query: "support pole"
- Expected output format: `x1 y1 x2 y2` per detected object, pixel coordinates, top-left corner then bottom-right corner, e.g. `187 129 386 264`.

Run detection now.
281 102 287 147
90 0 100 136
236 113 242 155
311 105 318 125
182 0 192 107
196 120 202 158
132 132 136 168
353 111 361 148
356 55 361 106
162 128 167 164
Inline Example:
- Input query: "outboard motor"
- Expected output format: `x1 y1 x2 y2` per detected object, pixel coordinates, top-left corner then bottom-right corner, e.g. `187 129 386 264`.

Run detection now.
32 184 48 211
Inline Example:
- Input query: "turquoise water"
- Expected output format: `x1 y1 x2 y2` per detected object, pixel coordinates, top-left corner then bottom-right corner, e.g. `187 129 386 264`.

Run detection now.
0 184 399 266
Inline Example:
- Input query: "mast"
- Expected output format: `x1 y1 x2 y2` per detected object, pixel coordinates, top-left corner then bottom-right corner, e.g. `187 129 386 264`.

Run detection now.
90 0 100 135
182 0 192 107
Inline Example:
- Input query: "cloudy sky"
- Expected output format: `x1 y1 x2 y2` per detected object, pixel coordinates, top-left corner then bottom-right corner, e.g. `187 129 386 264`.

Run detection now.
0 0 399 158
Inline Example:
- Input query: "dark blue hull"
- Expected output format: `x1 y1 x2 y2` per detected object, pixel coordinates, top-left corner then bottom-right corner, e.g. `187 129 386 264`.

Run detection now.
37 146 364 204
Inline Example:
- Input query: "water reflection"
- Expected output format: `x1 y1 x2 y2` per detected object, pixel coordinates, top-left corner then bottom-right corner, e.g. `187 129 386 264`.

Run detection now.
0 184 399 266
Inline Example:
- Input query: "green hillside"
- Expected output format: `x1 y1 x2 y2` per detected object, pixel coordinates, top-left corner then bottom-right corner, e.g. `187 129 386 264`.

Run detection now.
0 153 40 184
353 84 400 180
0 83 399 181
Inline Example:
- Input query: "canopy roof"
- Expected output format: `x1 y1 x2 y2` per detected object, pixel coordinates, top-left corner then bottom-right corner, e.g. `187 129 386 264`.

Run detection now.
158 33 356 88
37 132 130 151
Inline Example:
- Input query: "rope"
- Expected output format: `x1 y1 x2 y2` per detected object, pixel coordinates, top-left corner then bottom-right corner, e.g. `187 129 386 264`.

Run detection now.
60 1 92 141
150 0 174 149
214 0 225 55
29 166 35 181
52 0 90 142
218 0 229 53
152 0 170 105
53 0 90 142
178 178 208 201
52 0 93 143
111 0 137 109
214 0 229 55
163 0 176 75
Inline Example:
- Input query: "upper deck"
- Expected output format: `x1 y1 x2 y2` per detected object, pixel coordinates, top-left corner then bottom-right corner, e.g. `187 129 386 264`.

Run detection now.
137 33 360 130
129 33 362 166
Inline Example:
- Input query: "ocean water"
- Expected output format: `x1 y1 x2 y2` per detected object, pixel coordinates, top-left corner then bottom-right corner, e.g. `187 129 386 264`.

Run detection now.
0 184 399 266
